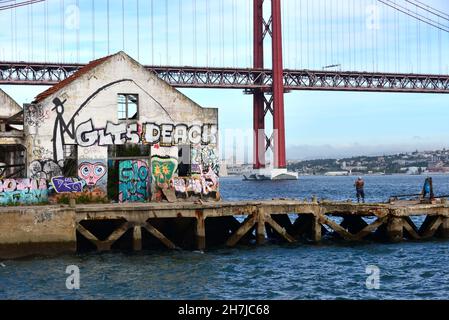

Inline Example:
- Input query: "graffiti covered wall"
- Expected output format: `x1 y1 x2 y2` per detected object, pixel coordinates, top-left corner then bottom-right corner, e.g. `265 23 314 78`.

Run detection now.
119 160 150 203
0 179 48 205
23 52 219 203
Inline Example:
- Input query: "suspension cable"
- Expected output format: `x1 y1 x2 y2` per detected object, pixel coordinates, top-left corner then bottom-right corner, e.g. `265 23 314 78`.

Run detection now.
137 0 140 61
107 0 110 55
92 0 95 60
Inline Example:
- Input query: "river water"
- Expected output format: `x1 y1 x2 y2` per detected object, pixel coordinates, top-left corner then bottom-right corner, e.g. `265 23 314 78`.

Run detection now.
1 174 449 300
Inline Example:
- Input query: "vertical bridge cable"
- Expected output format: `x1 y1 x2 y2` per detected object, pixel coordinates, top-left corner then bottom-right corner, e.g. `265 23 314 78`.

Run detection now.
306 0 310 67
299 0 302 68
122 0 125 51
107 0 110 55
151 0 154 65
346 0 350 70
193 0 197 66
179 0 182 66
31 1 34 60
220 0 224 67
165 0 168 65
15 0 18 59
246 0 249 68
232 0 237 67
8 3 12 60
137 0 140 61
206 0 210 66
427 10 431 73
310 0 313 68
295 0 298 69
27 2 30 60
61 0 64 62
45 0 48 62
92 0 95 60
416 3 421 73
76 0 80 62
353 0 356 70
329 0 332 65
371 0 375 72
438 16 442 73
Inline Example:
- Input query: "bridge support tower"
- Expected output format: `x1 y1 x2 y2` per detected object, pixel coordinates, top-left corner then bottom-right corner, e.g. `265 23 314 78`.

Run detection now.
250 0 297 180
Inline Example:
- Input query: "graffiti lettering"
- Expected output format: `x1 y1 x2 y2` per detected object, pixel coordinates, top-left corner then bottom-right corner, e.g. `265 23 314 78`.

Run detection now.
51 176 84 193
24 104 49 127
74 120 217 147
173 167 219 197
0 178 48 205
29 160 63 180
119 160 149 203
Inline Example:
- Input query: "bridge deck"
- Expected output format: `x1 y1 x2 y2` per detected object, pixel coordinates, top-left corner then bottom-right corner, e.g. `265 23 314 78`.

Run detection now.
1 62 449 93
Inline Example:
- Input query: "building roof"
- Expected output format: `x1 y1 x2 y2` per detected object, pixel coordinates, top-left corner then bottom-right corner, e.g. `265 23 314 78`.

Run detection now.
33 54 115 104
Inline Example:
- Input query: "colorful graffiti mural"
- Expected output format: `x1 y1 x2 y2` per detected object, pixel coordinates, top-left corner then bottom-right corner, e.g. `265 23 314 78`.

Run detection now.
75 121 217 147
151 156 178 187
0 179 48 205
119 160 149 203
202 167 219 195
201 145 220 176
173 166 219 197
78 162 107 188
51 176 84 193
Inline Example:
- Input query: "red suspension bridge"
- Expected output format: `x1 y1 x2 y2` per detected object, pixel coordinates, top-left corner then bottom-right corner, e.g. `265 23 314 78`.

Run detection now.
0 0 449 173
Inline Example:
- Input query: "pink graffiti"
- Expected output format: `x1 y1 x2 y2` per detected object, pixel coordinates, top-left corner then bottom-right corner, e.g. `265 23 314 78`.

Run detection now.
0 179 47 192
78 162 107 187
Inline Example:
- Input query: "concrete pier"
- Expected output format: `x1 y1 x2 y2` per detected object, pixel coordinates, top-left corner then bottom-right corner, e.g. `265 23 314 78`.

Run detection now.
1 199 449 259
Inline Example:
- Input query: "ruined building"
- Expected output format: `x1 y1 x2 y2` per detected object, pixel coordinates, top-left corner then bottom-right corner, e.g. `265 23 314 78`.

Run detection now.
0 89 25 180
0 52 219 205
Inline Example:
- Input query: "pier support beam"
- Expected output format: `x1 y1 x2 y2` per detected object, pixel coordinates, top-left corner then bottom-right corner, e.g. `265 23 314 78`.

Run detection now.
420 216 443 239
226 214 257 247
196 211 206 251
143 222 177 249
256 209 266 245
437 217 449 239
312 214 322 243
387 217 404 243
133 226 142 251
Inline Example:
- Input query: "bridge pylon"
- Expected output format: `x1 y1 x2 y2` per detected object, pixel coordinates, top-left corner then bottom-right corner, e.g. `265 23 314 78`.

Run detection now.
250 0 297 180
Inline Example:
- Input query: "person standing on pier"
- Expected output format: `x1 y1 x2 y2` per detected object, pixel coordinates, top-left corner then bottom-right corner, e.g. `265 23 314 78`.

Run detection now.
355 177 365 203
421 177 434 200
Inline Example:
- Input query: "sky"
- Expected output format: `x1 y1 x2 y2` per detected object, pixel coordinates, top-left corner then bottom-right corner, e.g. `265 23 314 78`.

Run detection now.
1 0 449 161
